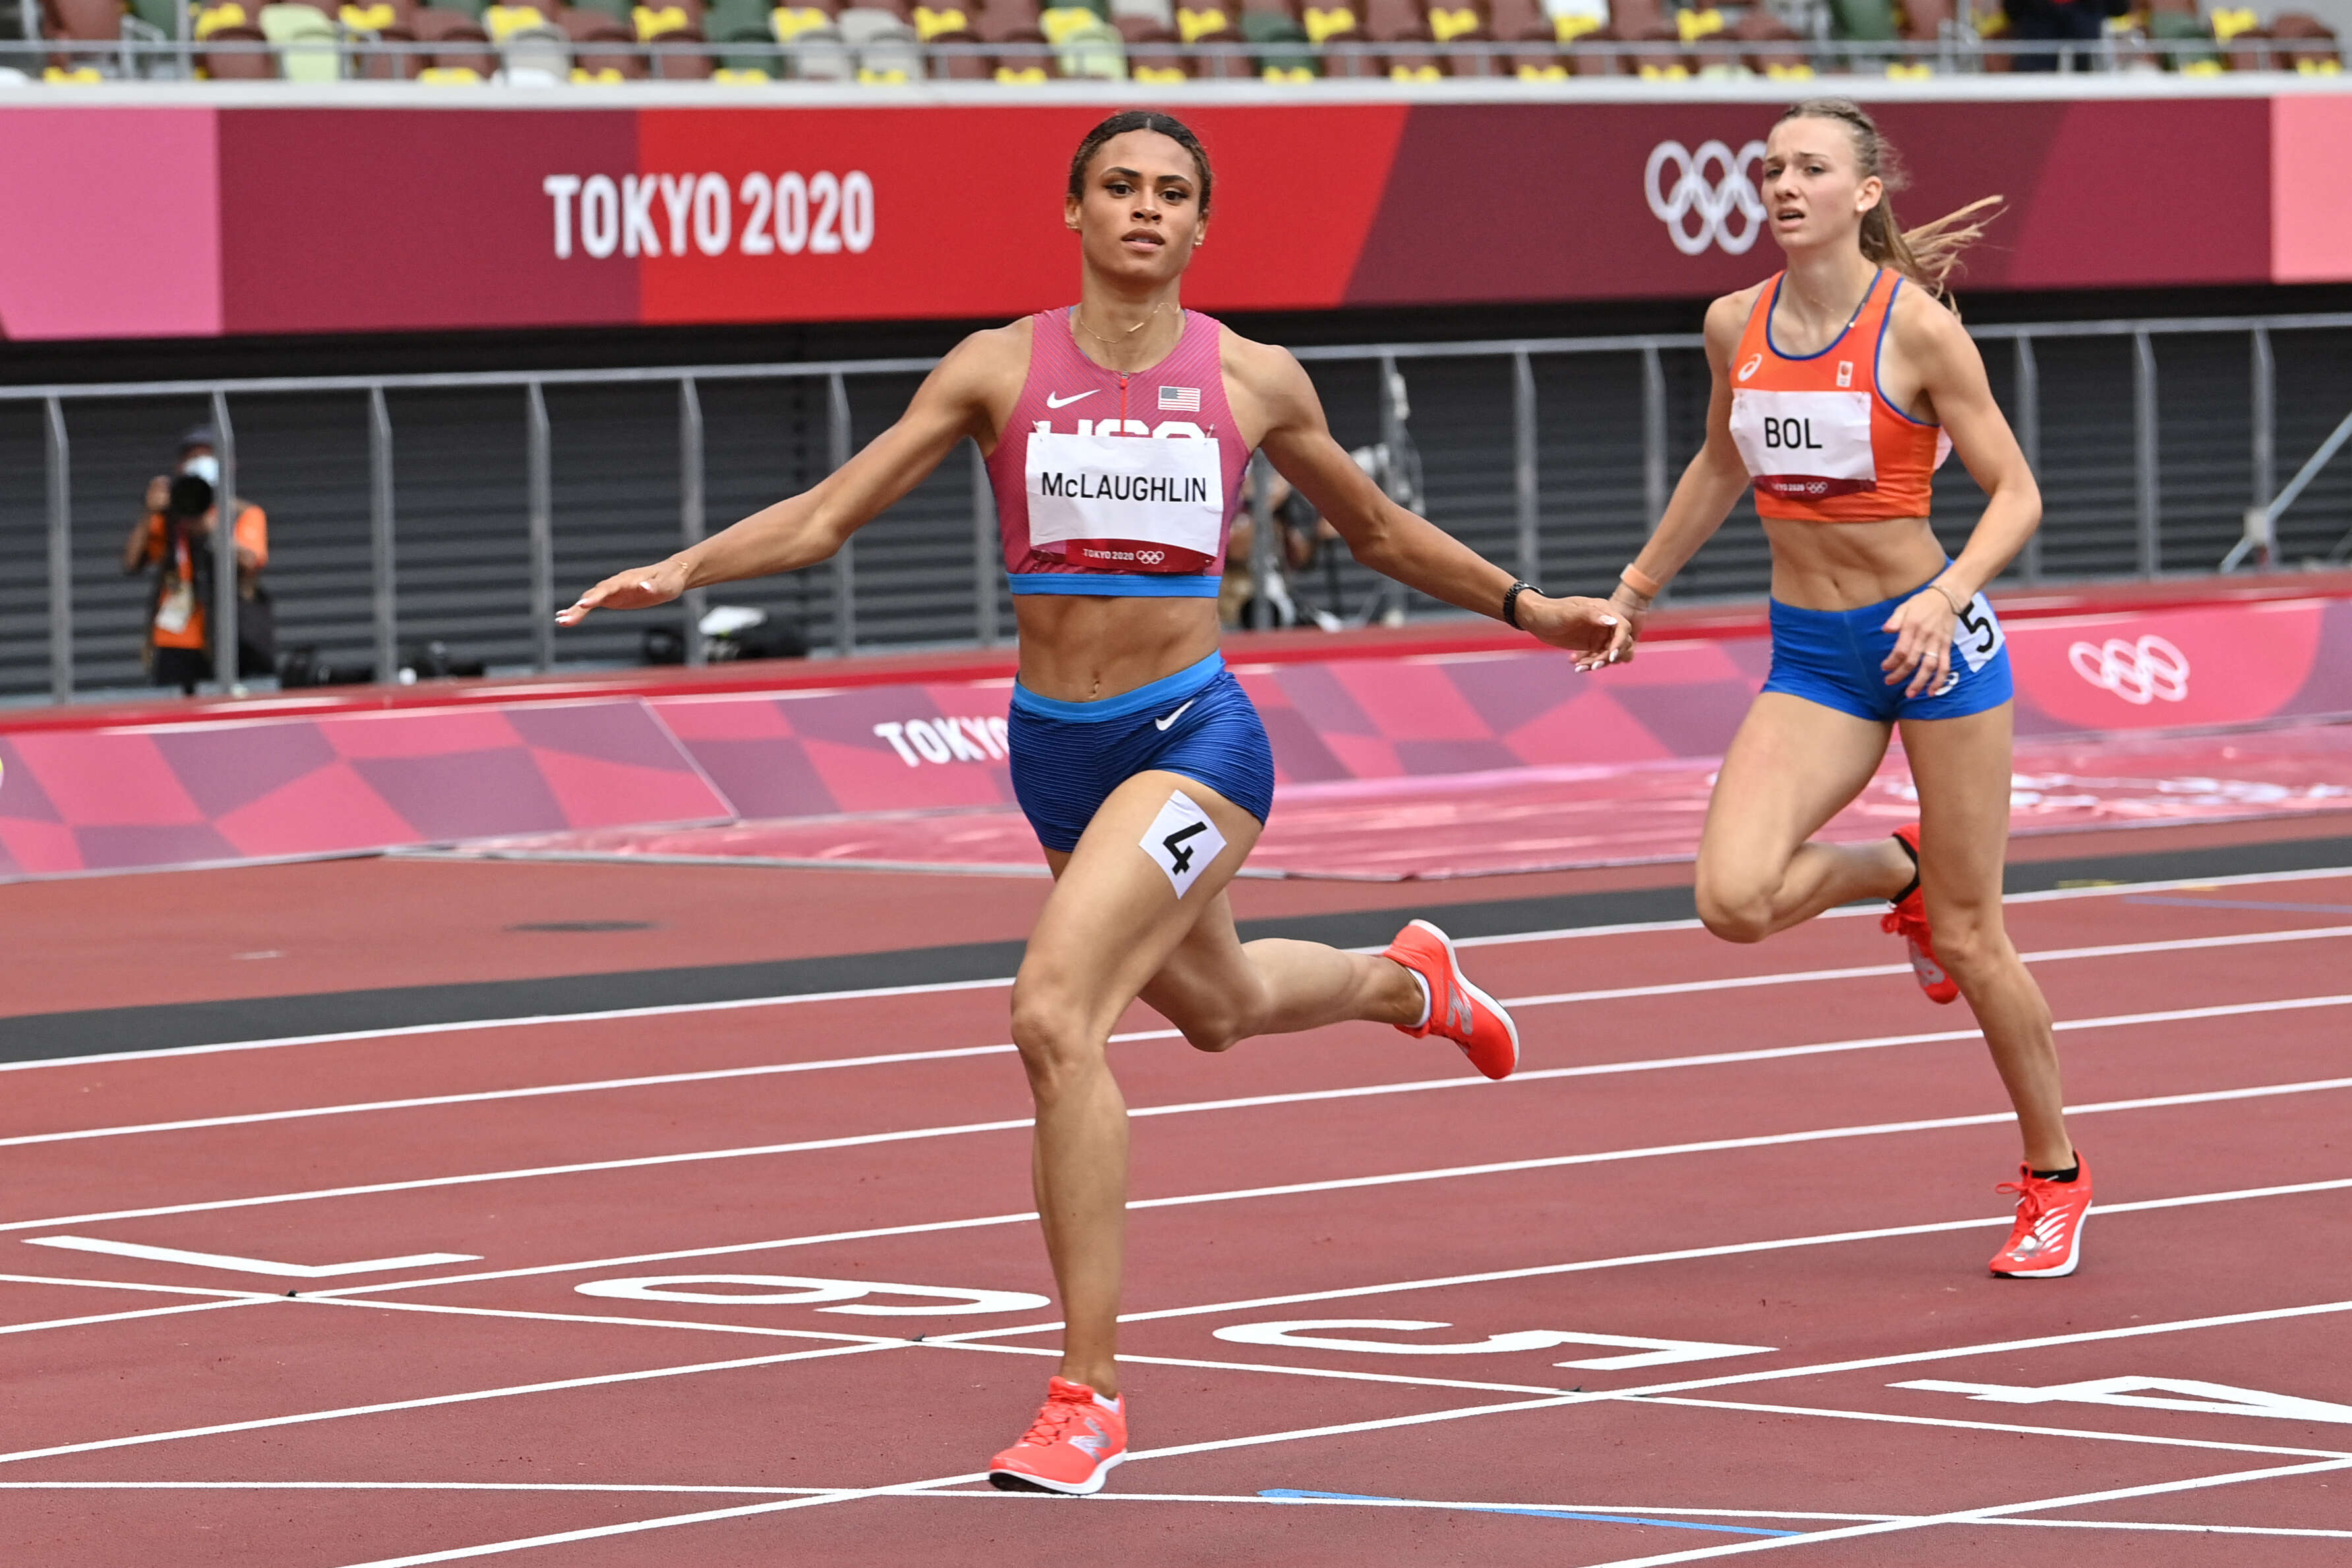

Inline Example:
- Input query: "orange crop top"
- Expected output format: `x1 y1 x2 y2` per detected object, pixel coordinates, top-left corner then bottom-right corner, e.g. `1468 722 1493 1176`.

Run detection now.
1727 269 1951 523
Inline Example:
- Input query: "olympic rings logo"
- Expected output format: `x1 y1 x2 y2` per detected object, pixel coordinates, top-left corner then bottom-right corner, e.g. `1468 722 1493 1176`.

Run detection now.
1645 139 1768 257
1135 549 1165 565
2067 634 2190 706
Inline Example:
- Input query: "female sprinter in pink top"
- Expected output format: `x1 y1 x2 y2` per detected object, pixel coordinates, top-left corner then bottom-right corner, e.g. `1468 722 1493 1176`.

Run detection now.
560 110 1621 1494
1596 98 2091 1282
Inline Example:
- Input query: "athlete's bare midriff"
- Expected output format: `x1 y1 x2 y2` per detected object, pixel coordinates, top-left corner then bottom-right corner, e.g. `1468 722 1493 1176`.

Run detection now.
1763 513 1950 610
1011 595 1221 703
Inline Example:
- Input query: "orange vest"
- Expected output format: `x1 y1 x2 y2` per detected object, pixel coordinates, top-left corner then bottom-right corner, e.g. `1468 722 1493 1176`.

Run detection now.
1728 269 1950 524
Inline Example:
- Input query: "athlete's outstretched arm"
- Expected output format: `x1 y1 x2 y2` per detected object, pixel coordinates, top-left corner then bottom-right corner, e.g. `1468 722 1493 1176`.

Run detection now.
1234 340 1619 661
557 330 1019 625
1604 291 1756 661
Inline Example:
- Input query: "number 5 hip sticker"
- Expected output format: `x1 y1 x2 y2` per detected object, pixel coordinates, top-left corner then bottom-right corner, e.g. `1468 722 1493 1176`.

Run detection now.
1141 788 1226 898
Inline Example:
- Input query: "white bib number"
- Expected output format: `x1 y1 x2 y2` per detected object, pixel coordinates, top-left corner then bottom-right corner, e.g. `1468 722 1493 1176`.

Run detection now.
1027 429 1224 574
154 577 195 635
1953 591 2005 673
1730 388 1876 500
1141 789 1225 899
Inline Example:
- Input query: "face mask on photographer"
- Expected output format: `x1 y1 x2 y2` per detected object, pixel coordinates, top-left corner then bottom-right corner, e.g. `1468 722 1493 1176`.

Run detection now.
181 454 221 486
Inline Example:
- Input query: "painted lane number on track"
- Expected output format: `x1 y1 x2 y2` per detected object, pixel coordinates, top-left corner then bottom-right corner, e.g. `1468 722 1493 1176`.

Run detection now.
1897 1375 2352 1426
575 1274 1048 1316
1213 1319 1773 1370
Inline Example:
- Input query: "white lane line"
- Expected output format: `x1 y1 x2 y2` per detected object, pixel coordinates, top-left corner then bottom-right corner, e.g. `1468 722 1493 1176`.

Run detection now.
1576 1458 2352 1568
301 1110 2352 1310
334 1474 998 1568
948 1176 2352 1339
0 977 1022 1076
0 1296 266 1339
9 863 2345 1079
0 1271 278 1302
10 992 2346 1242
0 1480 847 1495
0 1338 905 1469
307 1294 908 1349
20 925 2345 1153
1980 1519 2352 1538
1632 1395 2352 1464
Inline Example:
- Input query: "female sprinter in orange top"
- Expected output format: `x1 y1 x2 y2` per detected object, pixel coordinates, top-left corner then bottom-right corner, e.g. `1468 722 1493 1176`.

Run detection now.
560 110 1621 1494
1597 98 2090 1281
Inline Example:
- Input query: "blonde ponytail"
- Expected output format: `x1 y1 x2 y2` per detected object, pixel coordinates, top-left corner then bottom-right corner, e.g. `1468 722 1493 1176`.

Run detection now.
1780 98 2003 311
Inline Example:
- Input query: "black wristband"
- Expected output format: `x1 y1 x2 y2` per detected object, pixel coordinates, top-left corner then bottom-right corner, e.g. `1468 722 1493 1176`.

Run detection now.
1502 580 1540 630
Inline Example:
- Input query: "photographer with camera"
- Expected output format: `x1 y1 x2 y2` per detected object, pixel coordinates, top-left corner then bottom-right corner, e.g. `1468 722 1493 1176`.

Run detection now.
121 426 272 695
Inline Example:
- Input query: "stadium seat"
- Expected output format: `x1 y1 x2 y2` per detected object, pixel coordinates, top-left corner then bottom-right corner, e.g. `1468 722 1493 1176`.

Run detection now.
1826 0 1894 44
976 0 1050 73
502 16 572 71
339 0 421 76
2270 9 2341 69
1171 0 1244 69
839 5 918 77
1482 0 1553 70
1593 0 1679 73
1108 2 1186 74
1732 4 1808 74
1541 0 1601 40
2142 0 2219 70
558 2 647 73
193 2 280 71
1240 3 1314 73
40 0 125 73
411 3 498 69
1363 0 1436 74
258 0 342 75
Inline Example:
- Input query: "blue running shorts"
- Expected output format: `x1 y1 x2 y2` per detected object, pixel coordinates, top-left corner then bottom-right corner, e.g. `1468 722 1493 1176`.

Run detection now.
1008 650 1277 853
1761 575 2014 723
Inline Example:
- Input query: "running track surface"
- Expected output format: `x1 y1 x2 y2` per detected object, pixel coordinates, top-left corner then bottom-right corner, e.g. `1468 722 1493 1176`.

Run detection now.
3 841 2351 1563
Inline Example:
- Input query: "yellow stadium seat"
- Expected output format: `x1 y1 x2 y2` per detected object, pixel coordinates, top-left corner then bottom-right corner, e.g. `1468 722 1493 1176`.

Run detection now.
1637 60 1688 76
713 63 771 77
485 4 548 40
632 3 692 37
1674 5 1722 40
1763 59 1813 76
339 1 395 26
913 5 967 36
1515 60 1565 76
43 64 106 80
857 63 909 78
193 3 248 39
1176 6 1226 41
1884 59 1931 76
419 63 483 79
1302 4 1352 40
1261 61 1312 76
994 61 1049 77
571 63 626 78
771 5 829 38
2298 55 2342 72
2208 7 2256 39
1427 5 1478 40
1551 11 1597 38
1389 59 1439 77
1131 61 1186 78
1040 4 1095 39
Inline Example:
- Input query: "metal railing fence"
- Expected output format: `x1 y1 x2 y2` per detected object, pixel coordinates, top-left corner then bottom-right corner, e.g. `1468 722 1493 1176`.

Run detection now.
11 32 2343 81
8 309 2351 706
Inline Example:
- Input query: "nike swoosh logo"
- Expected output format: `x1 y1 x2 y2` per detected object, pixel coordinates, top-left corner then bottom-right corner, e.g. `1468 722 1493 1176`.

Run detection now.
1044 390 1098 409
1153 699 1195 731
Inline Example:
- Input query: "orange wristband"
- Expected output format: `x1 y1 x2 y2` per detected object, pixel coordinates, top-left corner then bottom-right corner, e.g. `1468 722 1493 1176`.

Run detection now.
1619 564 1662 600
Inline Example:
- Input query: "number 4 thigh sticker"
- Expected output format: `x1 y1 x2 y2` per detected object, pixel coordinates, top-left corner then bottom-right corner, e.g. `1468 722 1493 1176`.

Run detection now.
1141 788 1226 898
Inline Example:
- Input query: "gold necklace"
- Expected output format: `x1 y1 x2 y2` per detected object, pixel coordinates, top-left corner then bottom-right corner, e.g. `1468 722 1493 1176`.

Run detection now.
1073 301 1170 359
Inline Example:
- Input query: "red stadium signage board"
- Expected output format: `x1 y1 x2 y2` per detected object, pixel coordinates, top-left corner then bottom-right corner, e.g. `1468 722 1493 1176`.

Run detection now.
1 90 2347 340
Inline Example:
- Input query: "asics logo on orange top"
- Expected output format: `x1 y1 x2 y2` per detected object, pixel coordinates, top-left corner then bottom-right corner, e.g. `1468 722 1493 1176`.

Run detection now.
1726 269 1954 524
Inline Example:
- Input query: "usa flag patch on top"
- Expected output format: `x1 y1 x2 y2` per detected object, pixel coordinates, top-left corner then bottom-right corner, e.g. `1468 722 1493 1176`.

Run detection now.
1158 385 1201 413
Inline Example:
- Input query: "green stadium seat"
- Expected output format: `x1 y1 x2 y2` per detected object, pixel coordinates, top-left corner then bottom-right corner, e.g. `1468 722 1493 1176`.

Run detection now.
258 0 342 75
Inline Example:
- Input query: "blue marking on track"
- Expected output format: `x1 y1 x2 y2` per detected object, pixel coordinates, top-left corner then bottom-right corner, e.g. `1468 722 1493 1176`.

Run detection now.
2123 896 2352 915
1258 1490 1801 1536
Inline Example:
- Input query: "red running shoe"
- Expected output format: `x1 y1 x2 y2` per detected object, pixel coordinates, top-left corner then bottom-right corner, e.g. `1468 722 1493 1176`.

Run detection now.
1881 824 1959 1004
986 1377 1128 1495
1989 1157 2093 1278
1384 919 1520 1080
